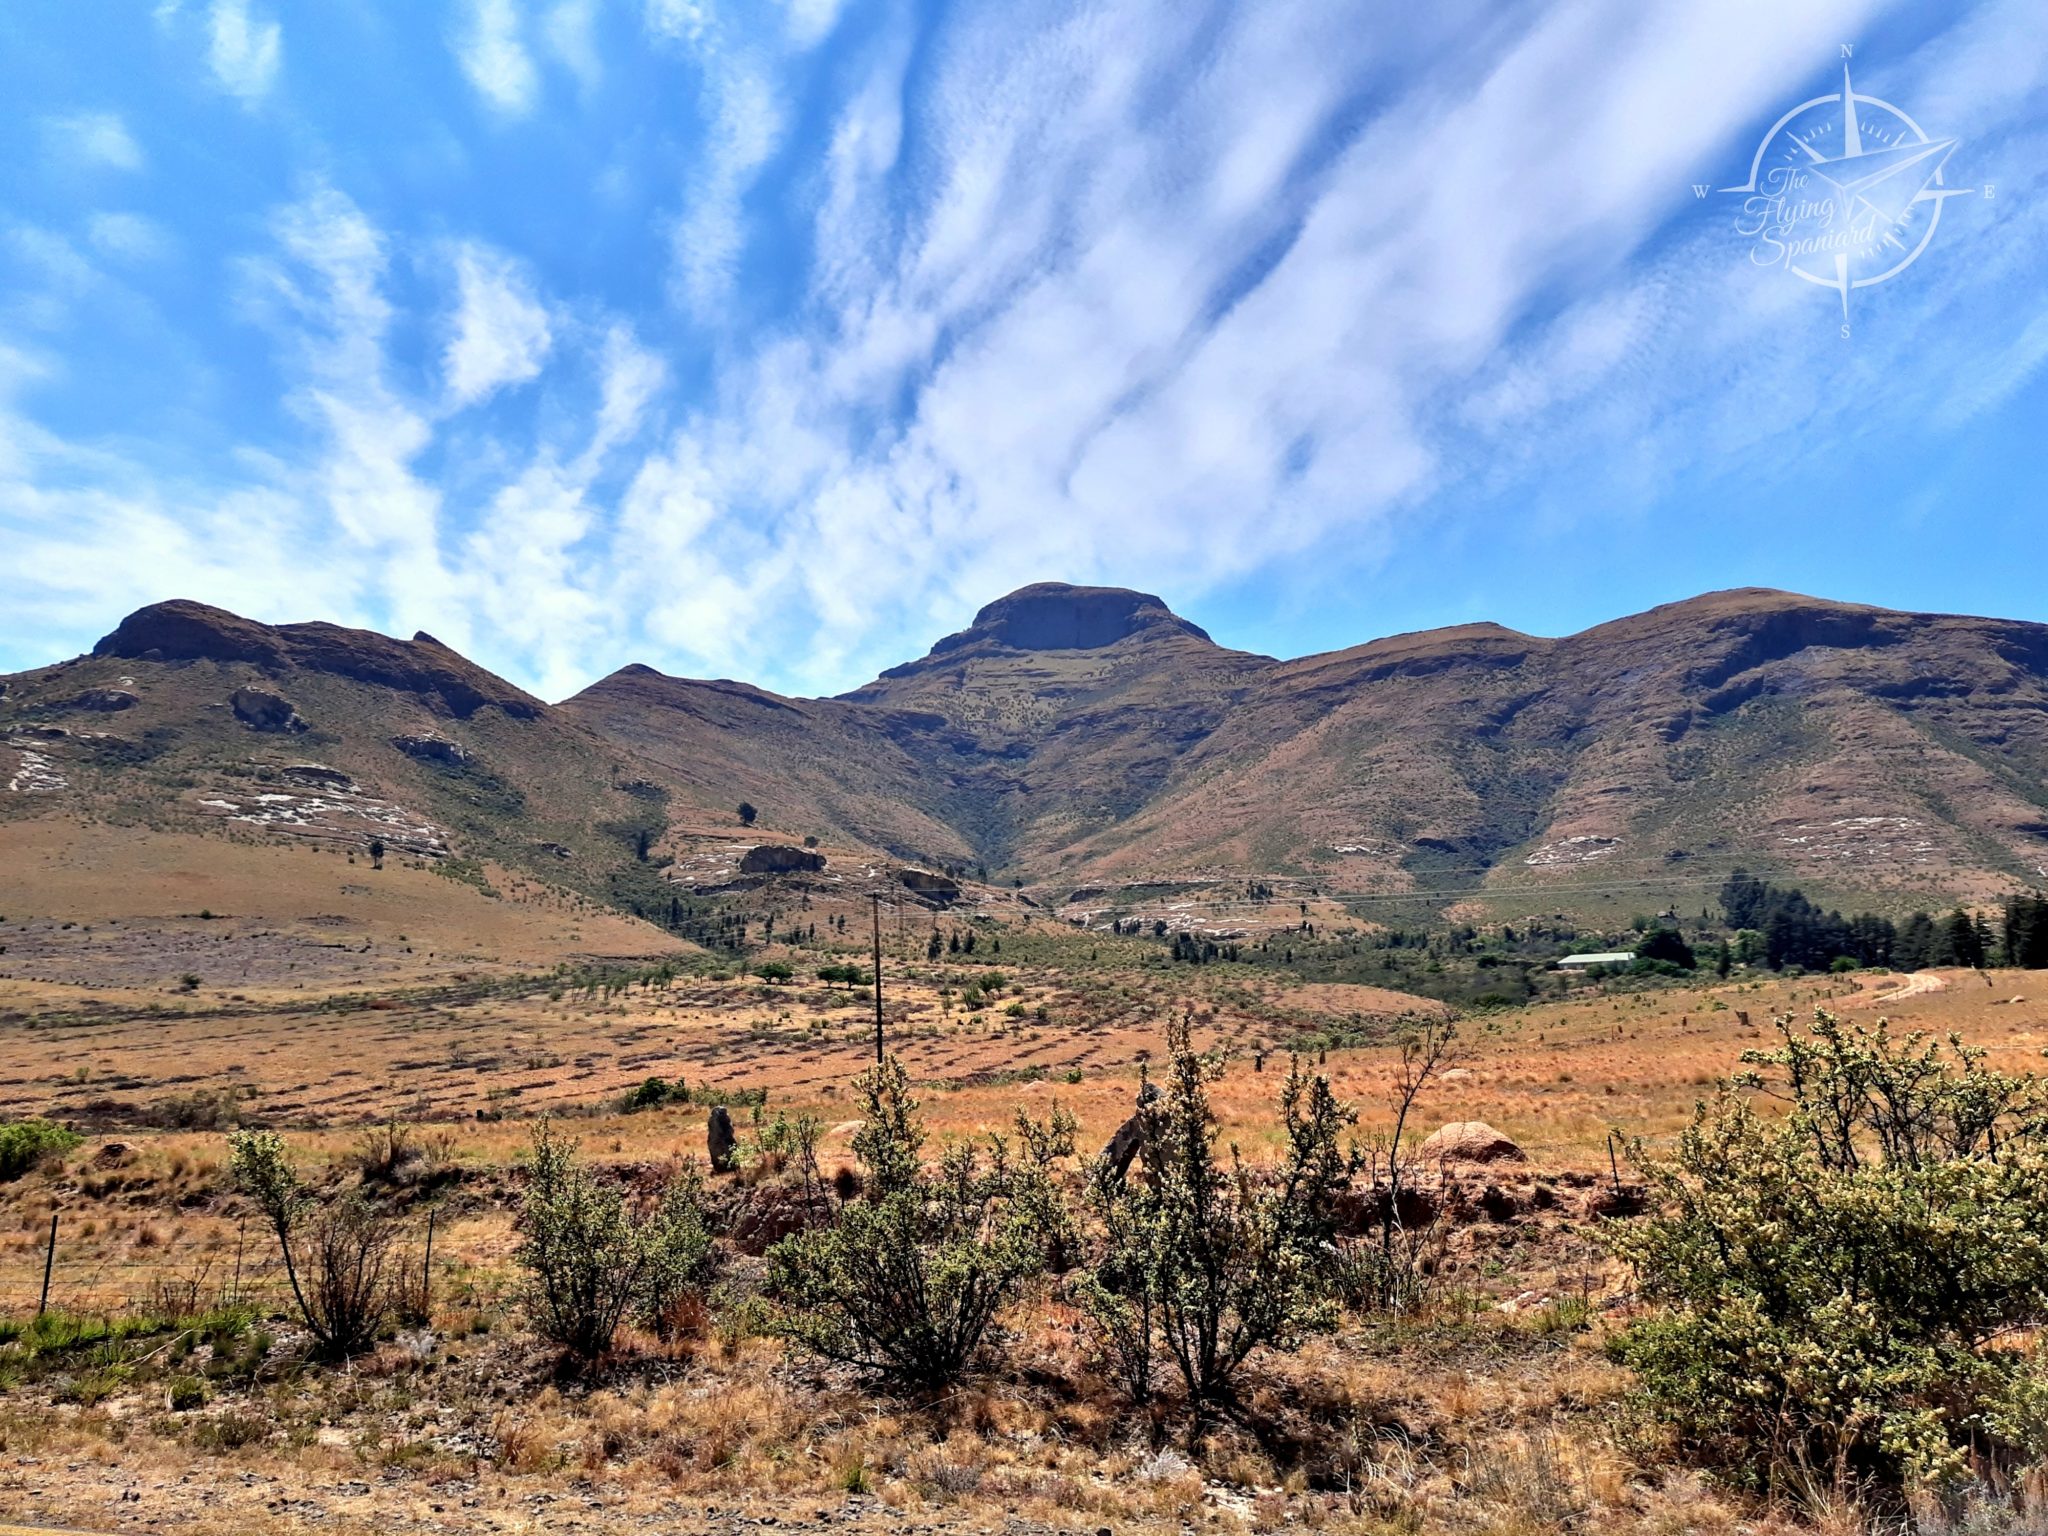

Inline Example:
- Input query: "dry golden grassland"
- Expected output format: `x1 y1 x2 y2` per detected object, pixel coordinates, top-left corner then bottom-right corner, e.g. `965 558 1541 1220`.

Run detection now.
2 824 2045 1535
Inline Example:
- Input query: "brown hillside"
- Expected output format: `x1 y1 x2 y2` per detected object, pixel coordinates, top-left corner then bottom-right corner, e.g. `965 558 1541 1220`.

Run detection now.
10 585 2048 923
568 583 2048 906
3 603 691 927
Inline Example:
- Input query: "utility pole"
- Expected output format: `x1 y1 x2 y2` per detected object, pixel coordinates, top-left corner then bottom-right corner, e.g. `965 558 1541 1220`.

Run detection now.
870 893 885 1063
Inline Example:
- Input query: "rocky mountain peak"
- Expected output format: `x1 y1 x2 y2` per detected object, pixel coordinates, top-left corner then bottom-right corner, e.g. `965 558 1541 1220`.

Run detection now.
94 600 541 720
934 582 1212 655
94 599 292 668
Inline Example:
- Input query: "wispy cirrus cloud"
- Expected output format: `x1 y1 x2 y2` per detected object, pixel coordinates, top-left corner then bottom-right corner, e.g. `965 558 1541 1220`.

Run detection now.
206 0 282 105
3 0 2045 697
616 0 1916 675
543 0 603 91
86 213 172 264
643 0 708 46
41 112 143 172
442 241 554 406
457 0 540 116
670 61 784 319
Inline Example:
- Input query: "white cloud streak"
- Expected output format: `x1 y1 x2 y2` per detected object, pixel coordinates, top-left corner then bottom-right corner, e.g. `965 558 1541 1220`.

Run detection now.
443 242 555 406
43 112 144 172
544 0 603 90
206 0 282 104
6 0 2047 700
86 213 172 263
671 62 785 320
457 0 540 116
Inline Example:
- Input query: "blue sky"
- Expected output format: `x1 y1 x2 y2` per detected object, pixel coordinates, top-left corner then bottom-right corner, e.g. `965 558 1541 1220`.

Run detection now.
1 0 2044 699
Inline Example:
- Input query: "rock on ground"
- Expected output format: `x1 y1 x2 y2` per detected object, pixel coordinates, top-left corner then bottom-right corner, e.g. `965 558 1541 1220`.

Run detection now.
1417 1120 1526 1165
232 686 307 733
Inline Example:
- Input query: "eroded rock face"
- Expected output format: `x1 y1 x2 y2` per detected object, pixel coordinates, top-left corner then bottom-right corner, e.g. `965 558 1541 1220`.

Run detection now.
391 732 467 765
280 763 354 791
95 601 288 667
1417 1121 1526 1165
69 688 138 712
898 868 961 902
232 687 306 733
739 844 826 875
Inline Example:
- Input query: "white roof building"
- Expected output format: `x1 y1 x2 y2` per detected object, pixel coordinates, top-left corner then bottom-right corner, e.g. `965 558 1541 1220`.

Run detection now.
1558 951 1636 968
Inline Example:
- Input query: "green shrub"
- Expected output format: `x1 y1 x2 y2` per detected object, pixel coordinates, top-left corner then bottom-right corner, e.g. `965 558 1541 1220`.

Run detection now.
624 1075 686 1111
691 1084 768 1109
168 1375 206 1412
0 1119 81 1180
750 1110 825 1193
1611 1008 2048 1493
514 1123 714 1358
1077 1012 1355 1413
766 1055 1074 1389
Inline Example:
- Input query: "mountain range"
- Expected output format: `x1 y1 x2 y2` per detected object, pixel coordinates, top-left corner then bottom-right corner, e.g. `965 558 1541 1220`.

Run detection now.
5 583 2047 919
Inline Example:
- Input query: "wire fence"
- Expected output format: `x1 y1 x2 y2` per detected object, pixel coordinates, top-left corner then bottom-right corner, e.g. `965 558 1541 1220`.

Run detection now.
0 1220 444 1323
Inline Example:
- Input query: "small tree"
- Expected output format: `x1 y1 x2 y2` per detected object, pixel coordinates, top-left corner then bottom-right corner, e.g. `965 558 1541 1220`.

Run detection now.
1075 1152 1166 1407
1079 1012 1355 1414
1612 1009 2048 1494
514 1122 714 1359
767 1056 1075 1389
737 801 758 827
1352 1017 1458 1313
229 1130 393 1359
367 837 385 870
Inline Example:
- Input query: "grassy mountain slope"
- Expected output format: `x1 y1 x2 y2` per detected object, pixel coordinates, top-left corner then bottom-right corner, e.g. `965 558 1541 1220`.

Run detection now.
569 584 2048 907
0 601 690 929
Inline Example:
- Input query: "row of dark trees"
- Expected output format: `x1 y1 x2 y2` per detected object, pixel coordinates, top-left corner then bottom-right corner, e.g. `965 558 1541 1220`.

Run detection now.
1169 931 1244 964
1720 870 2048 972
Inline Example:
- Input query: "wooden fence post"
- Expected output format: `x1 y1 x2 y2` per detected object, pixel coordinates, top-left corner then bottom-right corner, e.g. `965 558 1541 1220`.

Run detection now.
421 1208 437 1322
37 1212 57 1318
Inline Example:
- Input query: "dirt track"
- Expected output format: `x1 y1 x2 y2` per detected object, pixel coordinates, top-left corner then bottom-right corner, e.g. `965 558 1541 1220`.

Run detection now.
1840 968 1950 1007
